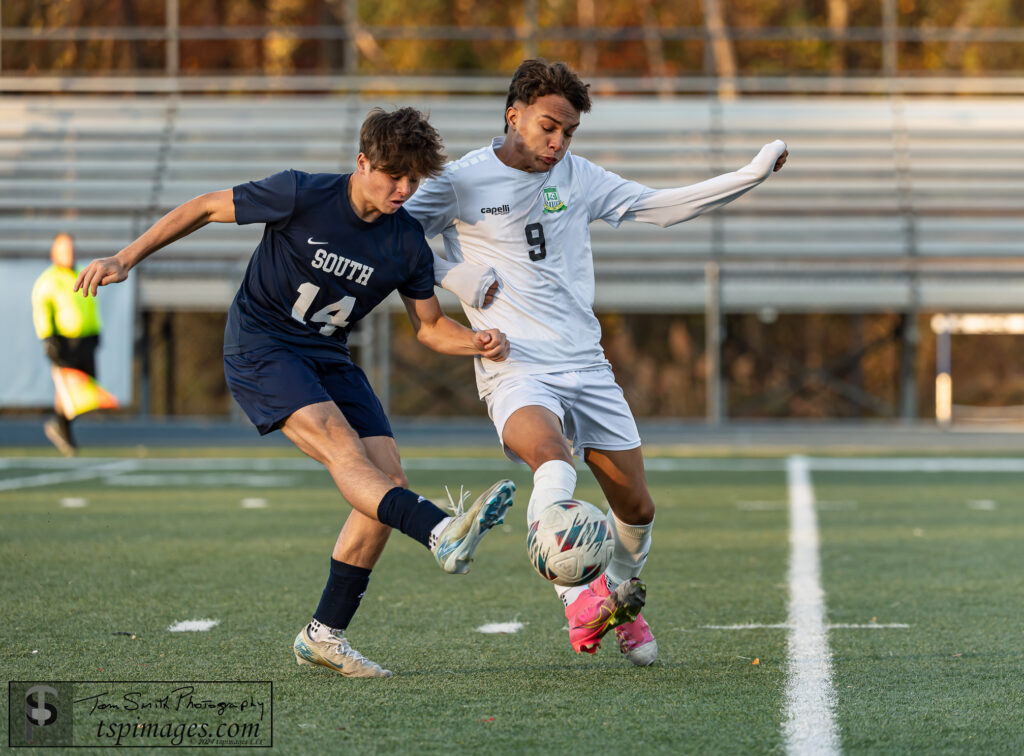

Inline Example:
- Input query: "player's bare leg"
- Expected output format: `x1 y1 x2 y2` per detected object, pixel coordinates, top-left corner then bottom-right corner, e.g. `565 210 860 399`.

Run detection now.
502 405 573 471
502 406 645 656
283 402 407 521
584 447 654 524
502 405 576 521
293 434 402 678
330 435 402 567
583 446 658 666
293 431 512 676
331 508 391 566
284 401 513 573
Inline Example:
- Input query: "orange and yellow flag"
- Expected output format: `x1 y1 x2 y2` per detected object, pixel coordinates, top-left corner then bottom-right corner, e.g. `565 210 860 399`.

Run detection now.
51 367 119 420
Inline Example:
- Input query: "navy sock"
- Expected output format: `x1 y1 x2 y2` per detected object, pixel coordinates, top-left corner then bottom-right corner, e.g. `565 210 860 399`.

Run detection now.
376 487 447 548
313 559 371 631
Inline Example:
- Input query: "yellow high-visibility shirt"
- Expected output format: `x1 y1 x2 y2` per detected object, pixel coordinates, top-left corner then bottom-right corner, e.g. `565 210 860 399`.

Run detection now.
31 265 102 339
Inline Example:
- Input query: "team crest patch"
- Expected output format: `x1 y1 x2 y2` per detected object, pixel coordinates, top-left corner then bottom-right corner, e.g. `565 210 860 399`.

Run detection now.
542 186 567 214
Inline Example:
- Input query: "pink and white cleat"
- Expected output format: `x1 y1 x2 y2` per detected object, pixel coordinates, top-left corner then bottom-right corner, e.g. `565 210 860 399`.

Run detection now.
566 576 646 654
590 574 658 666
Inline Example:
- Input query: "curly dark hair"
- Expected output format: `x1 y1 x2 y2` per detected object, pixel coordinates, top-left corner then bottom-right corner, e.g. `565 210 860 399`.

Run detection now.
503 59 592 133
359 107 446 179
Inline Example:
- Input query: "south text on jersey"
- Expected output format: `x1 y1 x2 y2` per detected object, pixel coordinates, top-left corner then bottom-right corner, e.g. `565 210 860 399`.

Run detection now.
311 248 374 286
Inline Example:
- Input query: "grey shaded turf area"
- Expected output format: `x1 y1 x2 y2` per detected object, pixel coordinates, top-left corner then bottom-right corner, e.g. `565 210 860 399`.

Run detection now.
4 416 1024 452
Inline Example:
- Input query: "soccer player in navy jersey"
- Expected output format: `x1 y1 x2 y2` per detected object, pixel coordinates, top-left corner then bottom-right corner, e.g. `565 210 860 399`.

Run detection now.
75 107 516 678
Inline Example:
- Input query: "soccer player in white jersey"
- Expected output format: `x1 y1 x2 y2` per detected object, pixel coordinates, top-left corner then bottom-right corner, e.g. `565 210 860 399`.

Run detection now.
407 59 788 666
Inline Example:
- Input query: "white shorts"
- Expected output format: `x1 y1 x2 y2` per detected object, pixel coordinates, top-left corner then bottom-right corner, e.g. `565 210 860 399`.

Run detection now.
484 365 642 464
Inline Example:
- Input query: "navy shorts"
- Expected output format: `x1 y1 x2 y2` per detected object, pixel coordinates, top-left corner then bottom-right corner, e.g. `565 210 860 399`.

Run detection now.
223 345 392 438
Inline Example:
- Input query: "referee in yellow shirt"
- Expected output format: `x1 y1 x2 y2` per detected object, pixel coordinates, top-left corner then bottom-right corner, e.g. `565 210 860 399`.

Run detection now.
31 233 102 455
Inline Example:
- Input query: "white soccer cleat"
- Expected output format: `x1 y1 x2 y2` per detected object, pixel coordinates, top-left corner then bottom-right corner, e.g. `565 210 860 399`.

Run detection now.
432 479 515 574
293 625 392 678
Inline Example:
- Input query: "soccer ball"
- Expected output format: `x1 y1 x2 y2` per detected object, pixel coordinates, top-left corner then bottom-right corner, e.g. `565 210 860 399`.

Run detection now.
526 499 614 587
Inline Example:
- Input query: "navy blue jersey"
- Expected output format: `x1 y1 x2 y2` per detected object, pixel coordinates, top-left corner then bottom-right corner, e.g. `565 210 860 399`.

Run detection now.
224 170 435 360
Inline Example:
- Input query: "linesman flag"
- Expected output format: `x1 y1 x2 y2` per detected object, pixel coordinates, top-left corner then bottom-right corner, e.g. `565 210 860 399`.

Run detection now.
51 366 119 420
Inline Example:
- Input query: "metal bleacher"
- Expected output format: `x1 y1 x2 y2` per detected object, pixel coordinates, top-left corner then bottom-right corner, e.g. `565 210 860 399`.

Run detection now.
2 94 1024 314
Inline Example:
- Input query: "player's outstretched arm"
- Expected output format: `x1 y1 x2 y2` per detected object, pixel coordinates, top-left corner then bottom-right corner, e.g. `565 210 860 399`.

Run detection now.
75 189 235 297
431 250 499 308
401 294 509 361
621 140 788 228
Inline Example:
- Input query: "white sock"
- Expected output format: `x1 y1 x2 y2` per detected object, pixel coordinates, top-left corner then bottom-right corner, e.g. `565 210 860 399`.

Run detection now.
526 460 577 524
428 516 453 550
556 510 654 608
604 509 653 589
309 619 340 641
526 460 581 608
556 584 588 608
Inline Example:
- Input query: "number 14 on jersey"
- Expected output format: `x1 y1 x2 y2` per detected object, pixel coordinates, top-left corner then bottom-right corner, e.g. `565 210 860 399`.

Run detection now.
291 282 355 336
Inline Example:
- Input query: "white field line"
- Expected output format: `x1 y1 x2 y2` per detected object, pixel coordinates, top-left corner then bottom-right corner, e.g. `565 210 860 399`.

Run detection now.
0 457 324 471
967 499 997 510
0 456 783 472
643 458 785 472
167 619 219 632
104 473 296 488
0 460 138 492
3 455 1023 494
736 500 787 510
808 457 1024 472
476 621 525 634
3 455 1024 474
783 455 841 756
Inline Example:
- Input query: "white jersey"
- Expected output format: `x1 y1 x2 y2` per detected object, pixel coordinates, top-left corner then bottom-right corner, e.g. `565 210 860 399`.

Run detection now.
406 137 647 397
406 136 786 398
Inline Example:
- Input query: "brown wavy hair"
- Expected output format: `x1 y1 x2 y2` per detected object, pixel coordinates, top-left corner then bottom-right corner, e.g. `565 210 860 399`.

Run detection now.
359 107 446 179
503 59 592 133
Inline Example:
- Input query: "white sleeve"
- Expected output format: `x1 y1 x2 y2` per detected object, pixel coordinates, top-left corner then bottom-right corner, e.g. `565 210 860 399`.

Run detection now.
621 140 787 227
404 171 459 238
573 156 649 228
432 252 497 309
408 168 497 308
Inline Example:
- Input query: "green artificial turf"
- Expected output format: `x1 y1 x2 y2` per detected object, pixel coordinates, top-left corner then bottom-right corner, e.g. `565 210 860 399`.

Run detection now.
1 453 1021 754
814 471 1024 754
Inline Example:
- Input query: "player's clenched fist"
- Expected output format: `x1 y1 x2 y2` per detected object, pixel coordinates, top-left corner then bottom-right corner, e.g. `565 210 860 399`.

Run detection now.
473 329 510 361
74 255 129 298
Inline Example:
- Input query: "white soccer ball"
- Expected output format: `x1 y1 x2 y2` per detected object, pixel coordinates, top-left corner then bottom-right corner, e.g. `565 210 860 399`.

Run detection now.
526 499 614 587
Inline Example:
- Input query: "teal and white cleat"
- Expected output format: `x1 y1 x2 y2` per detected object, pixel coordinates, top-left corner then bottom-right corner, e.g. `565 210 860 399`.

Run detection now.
293 625 392 678
432 479 516 574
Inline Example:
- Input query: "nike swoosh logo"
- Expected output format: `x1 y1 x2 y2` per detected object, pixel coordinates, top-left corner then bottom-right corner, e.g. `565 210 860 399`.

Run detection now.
307 237 328 245
435 541 458 559
295 639 316 662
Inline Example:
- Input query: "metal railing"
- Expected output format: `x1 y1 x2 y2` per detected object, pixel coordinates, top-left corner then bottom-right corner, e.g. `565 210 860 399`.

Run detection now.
7 73 1024 96
4 0 1024 95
